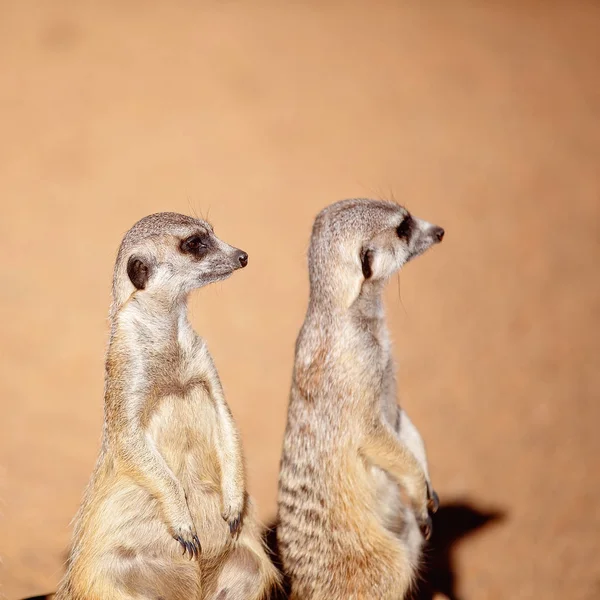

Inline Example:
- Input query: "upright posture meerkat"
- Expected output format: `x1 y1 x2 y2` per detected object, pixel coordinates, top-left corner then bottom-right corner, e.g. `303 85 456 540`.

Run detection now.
277 199 444 600
56 213 279 600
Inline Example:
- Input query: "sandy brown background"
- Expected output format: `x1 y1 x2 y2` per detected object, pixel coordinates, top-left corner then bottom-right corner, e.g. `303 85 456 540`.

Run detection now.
1 1 599 599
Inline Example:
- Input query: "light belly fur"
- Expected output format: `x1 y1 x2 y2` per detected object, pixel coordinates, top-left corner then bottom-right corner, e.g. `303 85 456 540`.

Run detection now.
148 391 231 556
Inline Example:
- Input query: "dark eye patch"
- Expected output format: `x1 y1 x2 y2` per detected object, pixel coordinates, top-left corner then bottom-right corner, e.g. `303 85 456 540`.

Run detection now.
396 215 414 240
180 233 210 256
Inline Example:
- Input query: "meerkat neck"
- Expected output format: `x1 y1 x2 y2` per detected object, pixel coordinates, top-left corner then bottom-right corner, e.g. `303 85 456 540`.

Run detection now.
103 295 195 408
305 285 386 339
308 262 387 321
352 282 386 320
109 293 194 352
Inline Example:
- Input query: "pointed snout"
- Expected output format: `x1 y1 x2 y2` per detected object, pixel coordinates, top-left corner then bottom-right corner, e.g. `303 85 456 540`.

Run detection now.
236 250 248 268
406 219 445 263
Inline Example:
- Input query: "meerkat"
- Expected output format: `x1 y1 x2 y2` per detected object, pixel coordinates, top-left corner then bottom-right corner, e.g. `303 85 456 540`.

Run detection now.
55 212 280 600
277 198 444 600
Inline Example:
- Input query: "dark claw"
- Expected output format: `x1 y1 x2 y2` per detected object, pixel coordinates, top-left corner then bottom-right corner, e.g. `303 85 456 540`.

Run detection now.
419 515 433 541
427 489 440 514
193 534 202 557
229 516 241 538
175 535 186 555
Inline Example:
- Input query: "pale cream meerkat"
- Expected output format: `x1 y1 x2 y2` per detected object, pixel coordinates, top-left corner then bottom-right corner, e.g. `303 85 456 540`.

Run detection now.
55 213 280 600
277 199 444 600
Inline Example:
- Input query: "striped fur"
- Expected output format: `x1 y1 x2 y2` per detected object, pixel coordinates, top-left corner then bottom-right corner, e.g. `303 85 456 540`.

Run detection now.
277 199 443 600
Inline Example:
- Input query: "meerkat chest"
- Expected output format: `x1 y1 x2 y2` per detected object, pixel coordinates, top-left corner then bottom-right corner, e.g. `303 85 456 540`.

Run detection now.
146 381 220 481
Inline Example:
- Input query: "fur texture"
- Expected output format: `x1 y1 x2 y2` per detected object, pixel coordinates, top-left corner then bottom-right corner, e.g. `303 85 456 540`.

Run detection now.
277 199 444 600
56 212 279 600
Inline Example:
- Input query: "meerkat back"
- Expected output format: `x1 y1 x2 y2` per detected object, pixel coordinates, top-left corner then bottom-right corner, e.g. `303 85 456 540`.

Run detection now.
277 199 444 600
55 212 279 600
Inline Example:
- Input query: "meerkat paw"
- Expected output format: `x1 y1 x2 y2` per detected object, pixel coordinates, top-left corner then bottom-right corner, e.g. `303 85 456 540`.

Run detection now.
413 487 433 541
222 504 244 539
419 486 439 541
427 484 440 514
171 520 201 559
418 513 433 540
222 497 245 539
406 476 433 541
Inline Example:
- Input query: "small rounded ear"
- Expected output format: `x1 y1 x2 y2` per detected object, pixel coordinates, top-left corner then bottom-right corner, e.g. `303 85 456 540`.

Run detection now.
361 248 373 280
127 255 151 290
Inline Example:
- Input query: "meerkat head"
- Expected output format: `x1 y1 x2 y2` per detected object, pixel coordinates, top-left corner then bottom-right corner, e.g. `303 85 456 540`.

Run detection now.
308 199 444 307
111 212 248 312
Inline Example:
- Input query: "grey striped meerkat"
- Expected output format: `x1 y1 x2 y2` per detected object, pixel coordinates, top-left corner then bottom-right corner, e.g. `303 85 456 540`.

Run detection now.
277 199 444 600
55 213 280 600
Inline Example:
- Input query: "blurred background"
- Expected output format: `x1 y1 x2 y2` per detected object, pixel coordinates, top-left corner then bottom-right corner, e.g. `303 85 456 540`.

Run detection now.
1 1 599 599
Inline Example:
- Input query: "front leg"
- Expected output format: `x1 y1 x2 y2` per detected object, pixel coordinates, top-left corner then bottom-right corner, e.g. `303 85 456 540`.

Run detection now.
360 419 432 538
212 381 246 538
396 407 439 513
115 427 201 558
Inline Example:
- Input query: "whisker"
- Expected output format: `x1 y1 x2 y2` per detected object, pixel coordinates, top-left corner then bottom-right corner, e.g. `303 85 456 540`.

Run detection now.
396 272 408 317
187 197 200 219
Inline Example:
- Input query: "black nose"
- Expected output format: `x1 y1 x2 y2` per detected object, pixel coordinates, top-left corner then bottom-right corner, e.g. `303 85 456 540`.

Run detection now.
238 252 248 268
433 226 445 242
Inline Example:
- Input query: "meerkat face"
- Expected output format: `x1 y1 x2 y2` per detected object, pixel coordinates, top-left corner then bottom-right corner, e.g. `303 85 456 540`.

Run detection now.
309 199 443 306
360 209 444 282
113 212 248 309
